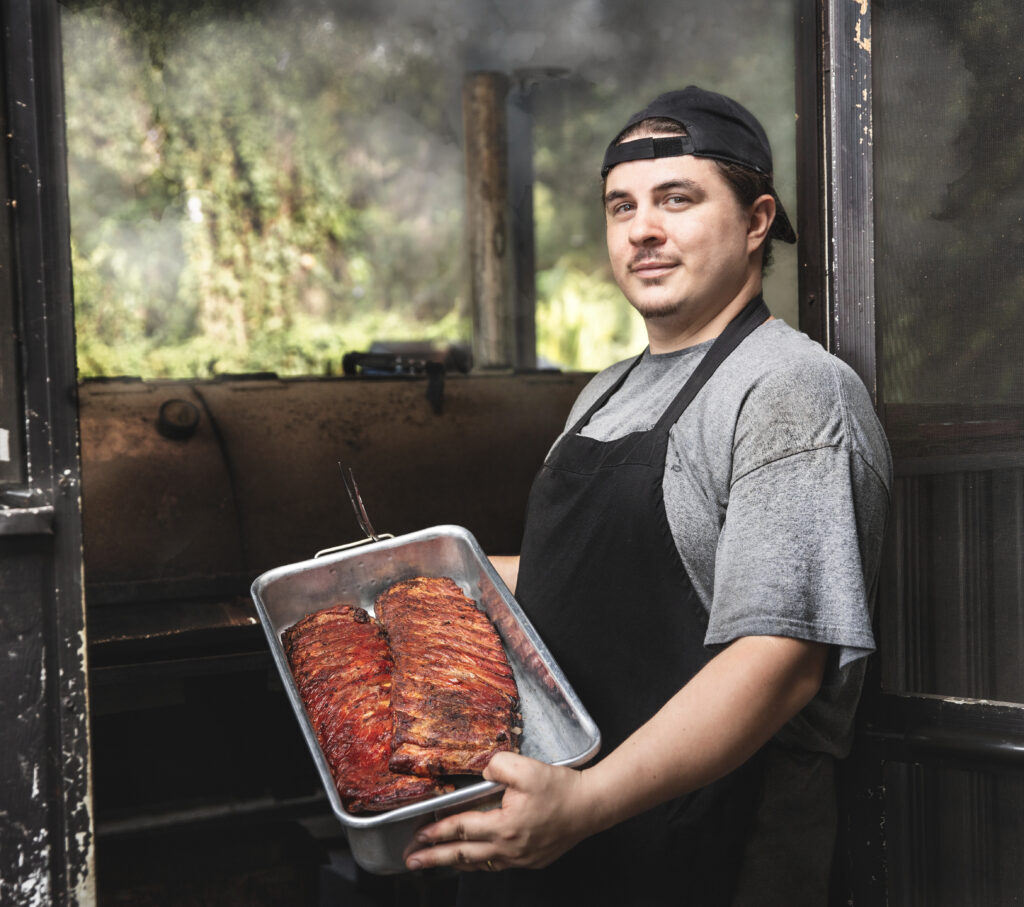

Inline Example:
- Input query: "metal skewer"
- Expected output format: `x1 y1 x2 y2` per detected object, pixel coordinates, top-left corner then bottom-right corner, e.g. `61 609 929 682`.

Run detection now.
340 463 380 541
314 463 395 557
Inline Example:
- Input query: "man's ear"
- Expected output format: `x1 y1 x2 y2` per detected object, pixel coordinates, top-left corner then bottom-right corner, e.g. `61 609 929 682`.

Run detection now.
747 194 776 253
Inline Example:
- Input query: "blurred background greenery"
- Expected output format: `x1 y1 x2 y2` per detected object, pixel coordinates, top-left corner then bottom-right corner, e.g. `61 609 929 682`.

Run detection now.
61 0 799 379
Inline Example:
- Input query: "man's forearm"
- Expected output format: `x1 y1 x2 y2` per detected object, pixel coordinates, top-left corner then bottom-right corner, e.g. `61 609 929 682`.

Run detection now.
489 555 521 594
578 635 827 836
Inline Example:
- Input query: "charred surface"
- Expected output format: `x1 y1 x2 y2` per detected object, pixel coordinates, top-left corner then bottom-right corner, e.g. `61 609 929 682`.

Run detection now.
376 576 521 777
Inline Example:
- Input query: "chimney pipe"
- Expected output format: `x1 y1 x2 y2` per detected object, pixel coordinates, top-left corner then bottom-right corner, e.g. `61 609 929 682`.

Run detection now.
463 71 515 370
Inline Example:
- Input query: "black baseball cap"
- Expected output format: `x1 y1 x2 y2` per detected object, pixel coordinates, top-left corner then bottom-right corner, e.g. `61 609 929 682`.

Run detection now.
601 86 796 243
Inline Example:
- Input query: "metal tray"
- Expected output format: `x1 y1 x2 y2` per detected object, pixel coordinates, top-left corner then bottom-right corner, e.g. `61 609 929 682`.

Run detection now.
250 524 601 874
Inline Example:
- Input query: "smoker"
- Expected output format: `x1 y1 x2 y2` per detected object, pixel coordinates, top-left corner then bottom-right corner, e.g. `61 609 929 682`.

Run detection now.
81 368 590 900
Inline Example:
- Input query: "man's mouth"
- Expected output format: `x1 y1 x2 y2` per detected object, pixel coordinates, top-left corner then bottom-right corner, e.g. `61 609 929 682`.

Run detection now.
630 259 677 277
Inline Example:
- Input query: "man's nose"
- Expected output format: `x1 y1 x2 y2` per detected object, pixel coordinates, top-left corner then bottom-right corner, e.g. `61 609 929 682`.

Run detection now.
628 204 665 245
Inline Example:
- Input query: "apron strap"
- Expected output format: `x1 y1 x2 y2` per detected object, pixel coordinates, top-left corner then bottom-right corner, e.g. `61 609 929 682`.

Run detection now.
565 352 645 437
565 293 771 439
653 293 770 433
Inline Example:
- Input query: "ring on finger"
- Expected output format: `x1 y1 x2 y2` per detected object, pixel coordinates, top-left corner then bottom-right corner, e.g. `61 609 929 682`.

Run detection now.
486 860 496 871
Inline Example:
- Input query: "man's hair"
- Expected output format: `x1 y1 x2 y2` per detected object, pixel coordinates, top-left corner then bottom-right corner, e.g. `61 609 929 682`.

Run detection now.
612 118 775 272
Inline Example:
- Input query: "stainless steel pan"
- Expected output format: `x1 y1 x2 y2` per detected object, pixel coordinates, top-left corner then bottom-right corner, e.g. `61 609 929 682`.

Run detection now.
250 524 600 874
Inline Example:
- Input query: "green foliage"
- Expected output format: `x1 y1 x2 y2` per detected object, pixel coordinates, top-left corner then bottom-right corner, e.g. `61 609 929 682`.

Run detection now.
63 3 471 378
535 263 646 371
75 303 468 379
62 0 800 379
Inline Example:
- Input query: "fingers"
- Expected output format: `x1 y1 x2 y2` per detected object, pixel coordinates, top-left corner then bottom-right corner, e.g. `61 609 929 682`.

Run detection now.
403 809 502 872
415 809 498 847
404 757 583 873
406 840 501 873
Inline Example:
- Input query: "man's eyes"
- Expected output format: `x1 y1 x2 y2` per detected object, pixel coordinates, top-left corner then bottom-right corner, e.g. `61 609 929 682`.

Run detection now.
607 195 692 216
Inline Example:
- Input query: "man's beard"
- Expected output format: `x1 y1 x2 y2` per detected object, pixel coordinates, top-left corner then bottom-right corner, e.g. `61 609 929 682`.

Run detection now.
628 287 685 320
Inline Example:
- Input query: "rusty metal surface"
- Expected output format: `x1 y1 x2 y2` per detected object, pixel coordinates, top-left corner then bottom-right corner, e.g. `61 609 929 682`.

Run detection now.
78 372 590 604
78 381 245 594
202 372 587 575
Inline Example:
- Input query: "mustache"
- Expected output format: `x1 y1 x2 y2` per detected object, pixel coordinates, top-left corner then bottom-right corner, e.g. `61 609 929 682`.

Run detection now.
628 251 677 269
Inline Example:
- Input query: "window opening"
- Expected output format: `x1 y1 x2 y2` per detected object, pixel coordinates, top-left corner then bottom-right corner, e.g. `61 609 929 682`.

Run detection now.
61 0 800 379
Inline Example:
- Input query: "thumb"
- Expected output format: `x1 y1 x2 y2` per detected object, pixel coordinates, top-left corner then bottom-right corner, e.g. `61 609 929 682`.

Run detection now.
482 750 530 786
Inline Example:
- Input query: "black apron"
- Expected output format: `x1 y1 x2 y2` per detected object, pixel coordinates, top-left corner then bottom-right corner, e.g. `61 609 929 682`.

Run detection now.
458 294 771 907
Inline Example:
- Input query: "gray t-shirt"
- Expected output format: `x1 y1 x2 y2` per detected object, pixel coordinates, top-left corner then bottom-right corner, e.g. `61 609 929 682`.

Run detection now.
561 318 892 756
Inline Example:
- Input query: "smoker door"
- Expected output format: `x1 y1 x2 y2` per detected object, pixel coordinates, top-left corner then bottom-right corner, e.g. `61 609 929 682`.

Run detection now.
832 1 1024 904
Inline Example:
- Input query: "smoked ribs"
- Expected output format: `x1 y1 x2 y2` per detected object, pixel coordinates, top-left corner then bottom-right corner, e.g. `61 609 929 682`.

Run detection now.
282 605 444 813
374 576 521 776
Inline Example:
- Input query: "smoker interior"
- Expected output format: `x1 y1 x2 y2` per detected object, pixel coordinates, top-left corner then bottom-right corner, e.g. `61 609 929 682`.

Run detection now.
82 370 589 904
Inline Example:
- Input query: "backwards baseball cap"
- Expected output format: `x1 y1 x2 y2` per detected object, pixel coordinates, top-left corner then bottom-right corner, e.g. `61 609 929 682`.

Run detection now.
601 86 796 244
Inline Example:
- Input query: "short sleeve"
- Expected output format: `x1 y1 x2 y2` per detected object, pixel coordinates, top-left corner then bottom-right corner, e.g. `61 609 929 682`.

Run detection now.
705 444 886 669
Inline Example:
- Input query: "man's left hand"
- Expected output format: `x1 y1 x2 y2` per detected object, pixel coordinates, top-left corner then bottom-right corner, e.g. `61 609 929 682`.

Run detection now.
403 752 593 873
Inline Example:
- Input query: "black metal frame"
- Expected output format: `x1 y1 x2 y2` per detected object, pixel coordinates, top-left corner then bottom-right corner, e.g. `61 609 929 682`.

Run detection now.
0 0 93 902
795 0 827 348
0 69 24 488
819 0 876 396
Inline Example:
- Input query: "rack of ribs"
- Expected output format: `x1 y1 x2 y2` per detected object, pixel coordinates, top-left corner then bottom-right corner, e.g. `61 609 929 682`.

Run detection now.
375 576 521 776
282 605 444 813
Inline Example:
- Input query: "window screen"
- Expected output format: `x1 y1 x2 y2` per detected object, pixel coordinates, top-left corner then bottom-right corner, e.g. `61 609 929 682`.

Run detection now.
873 0 1024 703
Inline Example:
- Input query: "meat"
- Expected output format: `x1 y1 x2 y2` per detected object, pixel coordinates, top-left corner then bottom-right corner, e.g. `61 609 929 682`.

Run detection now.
282 577 521 813
374 576 521 776
282 605 444 813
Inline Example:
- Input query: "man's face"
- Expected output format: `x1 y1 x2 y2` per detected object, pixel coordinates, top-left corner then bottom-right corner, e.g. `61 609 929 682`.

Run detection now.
604 151 757 333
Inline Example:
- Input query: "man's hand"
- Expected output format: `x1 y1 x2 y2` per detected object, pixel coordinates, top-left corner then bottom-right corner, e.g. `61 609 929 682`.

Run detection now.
403 752 593 873
402 635 826 874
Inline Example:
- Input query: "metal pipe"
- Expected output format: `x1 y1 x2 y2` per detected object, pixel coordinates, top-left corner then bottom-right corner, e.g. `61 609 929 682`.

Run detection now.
866 723 1024 768
463 71 514 370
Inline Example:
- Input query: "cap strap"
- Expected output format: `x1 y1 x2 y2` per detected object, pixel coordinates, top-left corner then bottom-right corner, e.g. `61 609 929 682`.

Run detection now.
601 135 695 177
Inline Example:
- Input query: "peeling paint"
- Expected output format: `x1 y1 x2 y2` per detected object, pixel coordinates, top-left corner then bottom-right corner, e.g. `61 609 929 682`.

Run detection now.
17 869 52 907
3 829 52 907
854 18 871 53
71 605 97 903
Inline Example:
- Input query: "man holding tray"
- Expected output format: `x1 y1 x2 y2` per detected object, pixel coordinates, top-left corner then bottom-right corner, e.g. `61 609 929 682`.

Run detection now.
405 85 891 906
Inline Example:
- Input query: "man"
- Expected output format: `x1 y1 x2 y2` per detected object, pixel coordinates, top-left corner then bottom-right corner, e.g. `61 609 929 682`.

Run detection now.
405 86 892 906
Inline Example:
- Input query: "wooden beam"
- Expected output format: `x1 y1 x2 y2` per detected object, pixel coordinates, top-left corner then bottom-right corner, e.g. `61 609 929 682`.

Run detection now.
463 71 515 370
